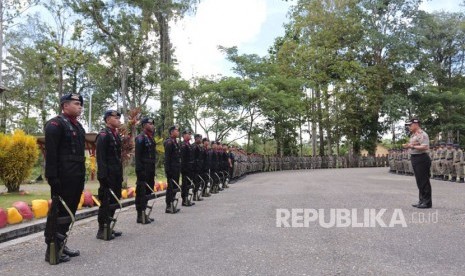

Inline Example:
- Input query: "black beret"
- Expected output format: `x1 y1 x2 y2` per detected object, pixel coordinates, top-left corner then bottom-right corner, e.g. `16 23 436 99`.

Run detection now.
60 93 83 106
182 128 192 135
140 117 154 126
439 142 446 145
202 137 209 143
194 134 202 139
446 142 453 146
453 144 460 148
168 125 178 134
103 110 121 121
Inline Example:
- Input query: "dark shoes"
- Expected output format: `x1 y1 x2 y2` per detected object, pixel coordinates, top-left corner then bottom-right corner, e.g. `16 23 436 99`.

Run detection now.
137 211 153 224
412 201 432 209
63 246 80 257
165 204 180 214
137 215 153 224
45 246 70 264
417 202 432 209
182 199 195 207
193 194 204 201
96 228 114 240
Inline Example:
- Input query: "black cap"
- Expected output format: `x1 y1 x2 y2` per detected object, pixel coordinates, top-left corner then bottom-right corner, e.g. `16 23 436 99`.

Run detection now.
453 144 460 148
440 142 446 146
194 134 202 139
202 137 209 143
406 118 420 125
168 125 178 134
140 117 154 126
446 142 453 146
60 93 83 106
182 128 192 135
103 110 121 121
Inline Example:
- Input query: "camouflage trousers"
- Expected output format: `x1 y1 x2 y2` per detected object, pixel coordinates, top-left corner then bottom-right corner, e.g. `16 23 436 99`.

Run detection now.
441 160 451 176
403 160 413 174
433 160 444 175
454 163 464 178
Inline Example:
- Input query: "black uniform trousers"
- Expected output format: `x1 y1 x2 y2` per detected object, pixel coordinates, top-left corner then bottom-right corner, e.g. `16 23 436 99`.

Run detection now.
411 153 432 204
181 171 193 199
166 171 180 205
135 167 155 212
45 177 84 243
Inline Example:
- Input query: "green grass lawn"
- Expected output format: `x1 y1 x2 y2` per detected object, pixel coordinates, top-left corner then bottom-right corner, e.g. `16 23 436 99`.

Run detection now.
0 175 168 210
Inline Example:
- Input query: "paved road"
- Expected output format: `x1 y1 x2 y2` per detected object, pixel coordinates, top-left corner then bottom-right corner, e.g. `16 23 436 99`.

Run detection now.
1 168 465 276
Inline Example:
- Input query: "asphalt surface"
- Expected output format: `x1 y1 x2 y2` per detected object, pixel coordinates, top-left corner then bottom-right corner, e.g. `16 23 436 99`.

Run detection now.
1 168 465 276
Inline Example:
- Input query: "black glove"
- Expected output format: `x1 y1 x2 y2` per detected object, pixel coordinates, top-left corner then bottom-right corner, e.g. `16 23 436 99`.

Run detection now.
48 178 61 196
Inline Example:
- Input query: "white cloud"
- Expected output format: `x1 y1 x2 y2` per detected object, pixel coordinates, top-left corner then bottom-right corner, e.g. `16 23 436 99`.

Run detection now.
171 0 268 79
419 0 463 13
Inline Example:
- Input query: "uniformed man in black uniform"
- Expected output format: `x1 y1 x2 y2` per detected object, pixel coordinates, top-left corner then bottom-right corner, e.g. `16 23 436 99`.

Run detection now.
221 143 230 188
96 110 123 240
165 125 181 214
180 129 195 207
134 117 156 224
192 134 204 201
228 146 235 182
201 138 211 197
44 93 85 264
210 141 223 193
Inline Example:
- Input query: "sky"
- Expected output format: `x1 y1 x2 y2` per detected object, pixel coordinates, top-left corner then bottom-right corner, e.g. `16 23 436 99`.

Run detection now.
171 0 464 80
171 0 294 79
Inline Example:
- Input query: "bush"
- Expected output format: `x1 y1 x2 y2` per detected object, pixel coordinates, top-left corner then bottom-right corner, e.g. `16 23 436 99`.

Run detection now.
0 130 39 192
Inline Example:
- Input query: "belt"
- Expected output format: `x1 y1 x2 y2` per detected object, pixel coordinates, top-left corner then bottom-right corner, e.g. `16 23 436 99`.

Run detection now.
411 153 428 157
59 155 85 163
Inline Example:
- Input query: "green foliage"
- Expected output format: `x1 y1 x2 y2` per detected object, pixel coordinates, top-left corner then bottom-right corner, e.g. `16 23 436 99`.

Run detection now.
0 130 39 192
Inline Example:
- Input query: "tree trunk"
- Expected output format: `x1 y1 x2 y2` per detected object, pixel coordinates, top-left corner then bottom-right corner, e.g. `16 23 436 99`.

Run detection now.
120 63 128 116
316 88 324 156
310 90 317 156
155 3 174 135
323 87 332 155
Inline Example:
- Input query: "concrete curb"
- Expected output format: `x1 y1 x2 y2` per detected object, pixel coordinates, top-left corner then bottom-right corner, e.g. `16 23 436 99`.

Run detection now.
0 191 166 244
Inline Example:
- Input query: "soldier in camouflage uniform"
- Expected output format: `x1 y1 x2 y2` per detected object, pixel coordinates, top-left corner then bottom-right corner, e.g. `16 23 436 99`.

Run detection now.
430 144 438 179
434 142 446 180
316 155 322 169
388 150 395 172
453 144 464 183
327 155 334 169
444 142 454 181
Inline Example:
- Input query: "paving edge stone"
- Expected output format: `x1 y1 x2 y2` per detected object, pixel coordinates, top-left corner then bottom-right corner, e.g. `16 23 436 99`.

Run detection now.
0 191 166 244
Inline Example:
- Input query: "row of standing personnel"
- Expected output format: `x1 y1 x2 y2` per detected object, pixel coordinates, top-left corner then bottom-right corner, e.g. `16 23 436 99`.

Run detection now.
43 93 389 265
388 142 465 183
231 154 389 176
